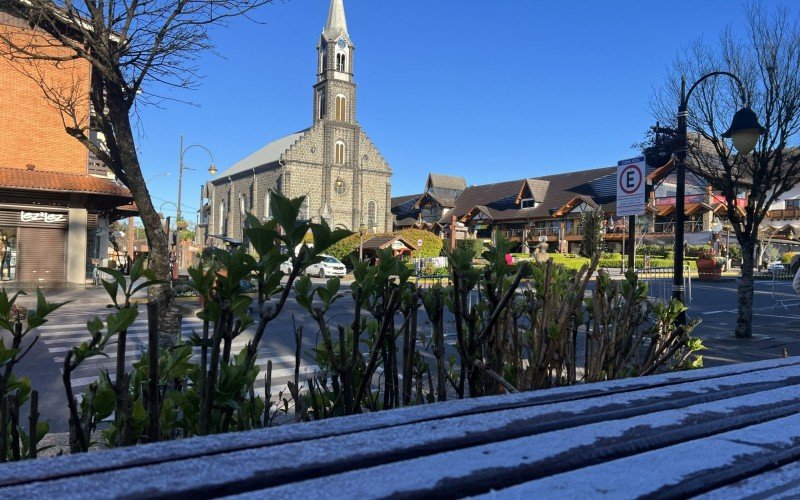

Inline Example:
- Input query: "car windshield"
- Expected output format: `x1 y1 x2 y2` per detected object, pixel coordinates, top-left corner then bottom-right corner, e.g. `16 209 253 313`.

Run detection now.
322 257 340 264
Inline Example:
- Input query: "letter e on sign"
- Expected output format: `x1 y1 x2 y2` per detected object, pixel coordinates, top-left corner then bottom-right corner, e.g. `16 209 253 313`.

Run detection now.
616 156 646 216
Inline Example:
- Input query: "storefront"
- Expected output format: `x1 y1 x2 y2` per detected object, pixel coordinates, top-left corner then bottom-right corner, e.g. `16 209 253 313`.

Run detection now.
0 208 68 283
0 167 134 287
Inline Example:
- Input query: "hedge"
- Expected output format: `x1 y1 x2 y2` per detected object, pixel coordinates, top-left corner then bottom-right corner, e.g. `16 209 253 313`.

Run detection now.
397 229 443 258
456 239 486 260
598 257 698 270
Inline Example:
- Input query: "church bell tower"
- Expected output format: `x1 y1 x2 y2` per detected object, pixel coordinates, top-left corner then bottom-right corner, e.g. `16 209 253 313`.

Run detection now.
314 0 356 125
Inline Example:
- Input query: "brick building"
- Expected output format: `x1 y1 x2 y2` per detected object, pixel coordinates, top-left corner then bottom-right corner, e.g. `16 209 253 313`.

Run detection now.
201 0 392 244
0 12 133 286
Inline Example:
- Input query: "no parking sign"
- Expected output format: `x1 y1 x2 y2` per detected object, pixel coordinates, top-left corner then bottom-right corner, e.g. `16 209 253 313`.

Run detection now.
617 156 646 216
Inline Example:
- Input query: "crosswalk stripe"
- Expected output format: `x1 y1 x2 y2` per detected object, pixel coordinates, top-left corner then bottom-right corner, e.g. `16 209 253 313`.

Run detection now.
34 320 206 332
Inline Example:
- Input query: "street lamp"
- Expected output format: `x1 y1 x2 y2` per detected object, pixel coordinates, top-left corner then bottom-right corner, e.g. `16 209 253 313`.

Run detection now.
672 72 765 327
358 223 367 261
177 135 216 276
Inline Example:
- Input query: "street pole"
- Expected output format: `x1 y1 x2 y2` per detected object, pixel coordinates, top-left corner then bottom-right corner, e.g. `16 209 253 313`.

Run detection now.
669 71 762 329
673 77 688 325
176 134 184 280
628 215 635 270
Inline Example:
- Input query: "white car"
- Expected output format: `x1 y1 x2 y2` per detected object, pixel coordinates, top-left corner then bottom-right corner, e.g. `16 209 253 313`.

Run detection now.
305 254 347 278
767 261 786 273
279 260 293 274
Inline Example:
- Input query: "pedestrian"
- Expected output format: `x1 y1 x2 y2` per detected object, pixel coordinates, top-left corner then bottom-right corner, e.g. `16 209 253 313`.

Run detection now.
505 252 514 266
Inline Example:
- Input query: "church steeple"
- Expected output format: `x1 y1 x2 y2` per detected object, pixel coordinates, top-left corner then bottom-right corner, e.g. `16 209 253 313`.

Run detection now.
314 0 355 124
322 0 348 41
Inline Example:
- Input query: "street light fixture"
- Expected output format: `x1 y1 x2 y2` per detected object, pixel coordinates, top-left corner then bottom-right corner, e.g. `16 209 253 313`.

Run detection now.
672 72 765 327
177 135 216 277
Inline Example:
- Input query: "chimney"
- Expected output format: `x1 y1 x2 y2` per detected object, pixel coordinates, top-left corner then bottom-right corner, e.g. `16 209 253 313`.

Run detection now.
26 164 35 171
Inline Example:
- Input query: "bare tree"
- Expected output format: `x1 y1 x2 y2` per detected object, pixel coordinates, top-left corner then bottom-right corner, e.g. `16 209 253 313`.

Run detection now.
651 3 800 338
0 0 271 343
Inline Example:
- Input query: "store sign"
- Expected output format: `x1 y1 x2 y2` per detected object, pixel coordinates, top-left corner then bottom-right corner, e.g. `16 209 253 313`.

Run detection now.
391 240 405 250
20 211 66 223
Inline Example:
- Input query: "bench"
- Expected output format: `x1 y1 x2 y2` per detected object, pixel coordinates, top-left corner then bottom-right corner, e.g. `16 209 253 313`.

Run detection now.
2 357 800 498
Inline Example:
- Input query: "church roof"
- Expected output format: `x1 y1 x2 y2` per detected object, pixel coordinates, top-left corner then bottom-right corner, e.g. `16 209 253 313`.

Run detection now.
322 0 348 41
215 129 308 180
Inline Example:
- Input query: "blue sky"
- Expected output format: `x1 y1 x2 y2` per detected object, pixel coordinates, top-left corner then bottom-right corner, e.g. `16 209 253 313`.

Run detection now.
135 0 784 221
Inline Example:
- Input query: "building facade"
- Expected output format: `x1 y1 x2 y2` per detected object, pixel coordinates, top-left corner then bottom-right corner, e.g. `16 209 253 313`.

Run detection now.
0 11 132 286
203 0 392 243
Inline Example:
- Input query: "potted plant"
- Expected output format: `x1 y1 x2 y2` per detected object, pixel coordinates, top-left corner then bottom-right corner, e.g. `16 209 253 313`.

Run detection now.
696 248 723 280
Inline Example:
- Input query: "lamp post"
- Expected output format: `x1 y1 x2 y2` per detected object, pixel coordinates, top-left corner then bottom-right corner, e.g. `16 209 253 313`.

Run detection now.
672 72 765 327
358 223 367 261
178 135 216 275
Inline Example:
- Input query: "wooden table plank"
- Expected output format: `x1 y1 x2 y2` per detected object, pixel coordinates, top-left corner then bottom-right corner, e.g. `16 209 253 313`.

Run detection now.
698 461 800 499
232 385 800 499
471 413 800 499
2 356 797 490
2 360 800 498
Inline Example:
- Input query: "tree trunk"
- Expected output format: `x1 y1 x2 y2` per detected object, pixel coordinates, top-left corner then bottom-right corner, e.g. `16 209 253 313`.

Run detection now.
736 241 755 338
106 85 180 346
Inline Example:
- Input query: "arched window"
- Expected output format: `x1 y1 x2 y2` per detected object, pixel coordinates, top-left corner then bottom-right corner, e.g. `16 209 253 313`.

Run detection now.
335 141 345 165
218 201 227 235
240 193 247 217
336 53 347 72
264 191 271 220
367 200 377 232
319 91 326 119
300 195 310 221
335 95 347 121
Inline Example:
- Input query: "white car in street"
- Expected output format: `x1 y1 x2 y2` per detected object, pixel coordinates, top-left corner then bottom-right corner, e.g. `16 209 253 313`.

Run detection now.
305 254 347 278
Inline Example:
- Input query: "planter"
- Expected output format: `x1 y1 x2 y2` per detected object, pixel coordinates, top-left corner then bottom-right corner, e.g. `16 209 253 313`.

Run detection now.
696 258 722 281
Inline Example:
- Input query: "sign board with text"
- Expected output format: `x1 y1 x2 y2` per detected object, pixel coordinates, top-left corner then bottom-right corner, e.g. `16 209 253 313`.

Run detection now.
616 156 646 216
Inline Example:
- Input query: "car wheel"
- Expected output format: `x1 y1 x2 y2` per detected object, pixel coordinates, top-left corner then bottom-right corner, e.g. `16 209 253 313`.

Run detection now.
319 268 326 278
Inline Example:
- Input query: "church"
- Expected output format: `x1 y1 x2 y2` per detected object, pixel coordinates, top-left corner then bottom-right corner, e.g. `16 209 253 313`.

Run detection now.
203 0 393 243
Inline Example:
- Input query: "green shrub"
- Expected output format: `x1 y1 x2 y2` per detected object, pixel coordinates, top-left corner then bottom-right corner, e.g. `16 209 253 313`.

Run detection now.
397 228 443 258
455 238 486 260
781 252 798 264
325 233 362 262
549 253 591 271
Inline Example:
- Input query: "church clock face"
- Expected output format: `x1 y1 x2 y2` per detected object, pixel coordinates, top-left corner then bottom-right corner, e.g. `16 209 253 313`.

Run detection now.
337 38 347 49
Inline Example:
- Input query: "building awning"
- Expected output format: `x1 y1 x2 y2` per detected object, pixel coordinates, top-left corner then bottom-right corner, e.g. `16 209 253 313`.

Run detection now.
0 167 132 197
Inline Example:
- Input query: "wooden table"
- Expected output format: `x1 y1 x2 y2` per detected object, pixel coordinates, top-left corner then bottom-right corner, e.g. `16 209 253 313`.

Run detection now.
3 357 800 498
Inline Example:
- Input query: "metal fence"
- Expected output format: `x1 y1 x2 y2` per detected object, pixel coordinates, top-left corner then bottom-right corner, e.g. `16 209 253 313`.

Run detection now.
635 266 693 305
771 265 800 310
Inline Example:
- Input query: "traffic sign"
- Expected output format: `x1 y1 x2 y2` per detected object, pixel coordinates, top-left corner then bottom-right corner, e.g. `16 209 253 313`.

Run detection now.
617 156 646 216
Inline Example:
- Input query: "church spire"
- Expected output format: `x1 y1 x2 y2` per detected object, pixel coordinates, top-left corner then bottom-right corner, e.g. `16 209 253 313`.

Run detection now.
322 0 348 41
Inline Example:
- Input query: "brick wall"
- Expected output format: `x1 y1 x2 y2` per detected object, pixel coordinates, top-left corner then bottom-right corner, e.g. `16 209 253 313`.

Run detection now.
0 19 90 174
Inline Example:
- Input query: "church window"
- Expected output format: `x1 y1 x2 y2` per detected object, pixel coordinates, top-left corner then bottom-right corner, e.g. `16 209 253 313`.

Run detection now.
240 193 248 216
319 91 327 119
219 201 227 235
264 191 271 220
335 95 347 121
367 200 377 232
336 53 347 72
300 195 310 220
335 141 345 165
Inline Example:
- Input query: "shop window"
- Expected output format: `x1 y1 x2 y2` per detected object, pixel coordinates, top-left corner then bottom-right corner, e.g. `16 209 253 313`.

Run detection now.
0 232 16 281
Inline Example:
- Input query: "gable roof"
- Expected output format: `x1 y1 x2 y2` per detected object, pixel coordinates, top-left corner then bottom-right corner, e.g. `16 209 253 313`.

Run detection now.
427 173 467 191
516 178 550 203
215 129 308 180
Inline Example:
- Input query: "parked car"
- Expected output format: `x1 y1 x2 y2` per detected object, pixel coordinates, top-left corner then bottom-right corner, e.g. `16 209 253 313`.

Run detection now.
767 261 786 274
279 260 293 274
305 254 346 278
